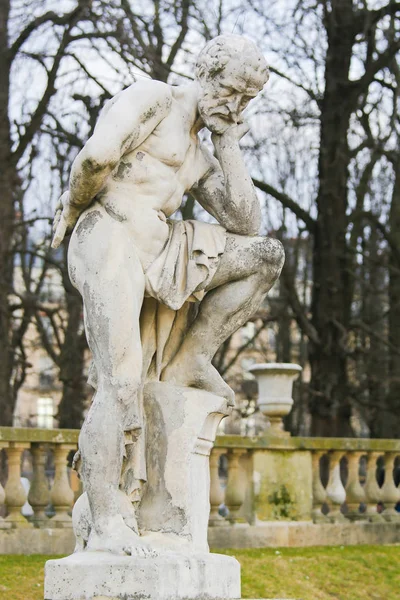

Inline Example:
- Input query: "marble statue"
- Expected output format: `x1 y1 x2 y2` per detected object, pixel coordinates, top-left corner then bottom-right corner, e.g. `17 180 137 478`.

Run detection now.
45 34 284 600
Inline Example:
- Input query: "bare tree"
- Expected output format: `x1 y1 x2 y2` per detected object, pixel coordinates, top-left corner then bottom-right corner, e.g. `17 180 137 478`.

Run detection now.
239 0 400 436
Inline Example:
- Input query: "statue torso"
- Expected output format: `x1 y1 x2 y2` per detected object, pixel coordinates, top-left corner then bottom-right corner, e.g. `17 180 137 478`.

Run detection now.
93 94 205 268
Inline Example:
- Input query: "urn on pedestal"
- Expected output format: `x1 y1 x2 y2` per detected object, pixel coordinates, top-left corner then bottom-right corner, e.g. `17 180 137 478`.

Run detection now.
249 363 302 436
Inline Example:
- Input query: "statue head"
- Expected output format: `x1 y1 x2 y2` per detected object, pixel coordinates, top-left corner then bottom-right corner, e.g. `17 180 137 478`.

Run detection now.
195 35 269 134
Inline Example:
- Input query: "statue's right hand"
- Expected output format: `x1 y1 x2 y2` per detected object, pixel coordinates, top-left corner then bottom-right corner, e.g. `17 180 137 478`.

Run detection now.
51 191 81 249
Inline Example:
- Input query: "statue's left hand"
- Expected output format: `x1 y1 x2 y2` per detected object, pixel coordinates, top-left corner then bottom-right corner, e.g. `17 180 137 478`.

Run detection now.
51 191 81 249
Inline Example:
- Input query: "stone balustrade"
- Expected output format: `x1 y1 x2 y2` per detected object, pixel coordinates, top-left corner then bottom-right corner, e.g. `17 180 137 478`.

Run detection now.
0 427 400 551
211 435 400 526
0 428 79 530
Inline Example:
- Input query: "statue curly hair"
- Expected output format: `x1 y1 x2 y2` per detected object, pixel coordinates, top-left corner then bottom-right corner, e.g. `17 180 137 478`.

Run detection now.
195 34 269 84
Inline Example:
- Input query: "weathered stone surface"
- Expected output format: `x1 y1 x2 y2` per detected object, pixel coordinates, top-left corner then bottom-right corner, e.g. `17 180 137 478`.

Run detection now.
44 552 240 600
138 384 230 552
253 450 313 521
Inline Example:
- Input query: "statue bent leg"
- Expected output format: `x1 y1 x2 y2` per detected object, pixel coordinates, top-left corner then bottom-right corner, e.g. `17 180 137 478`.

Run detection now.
162 234 284 398
68 210 154 556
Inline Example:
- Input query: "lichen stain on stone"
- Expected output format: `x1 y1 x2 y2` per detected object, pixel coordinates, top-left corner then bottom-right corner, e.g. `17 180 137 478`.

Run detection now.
121 130 139 153
208 64 225 78
76 210 102 239
136 152 145 161
105 204 126 223
115 161 132 180
267 484 294 520
82 157 104 174
138 394 188 534
82 281 111 366
141 106 157 123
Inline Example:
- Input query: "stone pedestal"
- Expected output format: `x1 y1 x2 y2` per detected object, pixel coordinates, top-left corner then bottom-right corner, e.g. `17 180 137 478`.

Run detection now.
44 552 240 600
45 384 237 600
138 383 231 552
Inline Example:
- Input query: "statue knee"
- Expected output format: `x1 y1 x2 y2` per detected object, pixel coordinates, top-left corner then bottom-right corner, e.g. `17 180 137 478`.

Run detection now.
82 371 142 431
258 237 285 282
109 371 142 407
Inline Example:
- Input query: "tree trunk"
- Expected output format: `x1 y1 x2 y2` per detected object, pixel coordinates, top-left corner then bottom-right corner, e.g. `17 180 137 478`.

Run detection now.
56 293 87 429
309 0 355 436
364 228 388 437
386 165 400 437
0 0 16 426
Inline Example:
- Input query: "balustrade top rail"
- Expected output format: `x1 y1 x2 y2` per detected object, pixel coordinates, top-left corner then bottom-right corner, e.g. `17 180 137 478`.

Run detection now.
214 434 400 452
0 427 79 444
1 427 400 452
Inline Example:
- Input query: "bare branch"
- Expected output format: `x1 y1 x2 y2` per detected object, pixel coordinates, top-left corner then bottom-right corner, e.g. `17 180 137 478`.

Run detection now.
13 2 91 163
269 65 322 107
281 263 320 346
352 41 400 97
253 178 316 232
354 3 400 36
166 0 191 68
9 1 91 59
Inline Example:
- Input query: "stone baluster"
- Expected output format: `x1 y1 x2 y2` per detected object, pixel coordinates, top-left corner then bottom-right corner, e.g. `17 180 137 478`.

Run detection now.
0 479 6 529
364 451 384 522
311 451 328 523
49 444 76 527
381 452 400 522
209 449 227 526
28 444 50 527
225 449 247 524
0 444 10 529
326 451 346 522
4 443 32 527
345 451 365 521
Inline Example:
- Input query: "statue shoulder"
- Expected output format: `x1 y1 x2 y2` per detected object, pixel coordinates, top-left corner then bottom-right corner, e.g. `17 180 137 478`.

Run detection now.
123 79 173 113
98 79 173 125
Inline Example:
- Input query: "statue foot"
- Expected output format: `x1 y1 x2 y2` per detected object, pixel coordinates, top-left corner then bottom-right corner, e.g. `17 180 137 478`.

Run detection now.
72 490 139 551
87 516 157 557
162 356 235 406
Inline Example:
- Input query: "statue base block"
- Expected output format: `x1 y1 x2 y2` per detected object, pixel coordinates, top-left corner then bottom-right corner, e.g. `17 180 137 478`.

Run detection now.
44 551 241 600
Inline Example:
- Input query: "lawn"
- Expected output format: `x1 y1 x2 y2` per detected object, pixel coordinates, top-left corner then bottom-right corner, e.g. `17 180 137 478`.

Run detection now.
0 546 399 600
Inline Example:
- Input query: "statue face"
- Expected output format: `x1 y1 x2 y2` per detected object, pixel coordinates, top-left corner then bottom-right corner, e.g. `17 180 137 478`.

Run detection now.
198 59 266 134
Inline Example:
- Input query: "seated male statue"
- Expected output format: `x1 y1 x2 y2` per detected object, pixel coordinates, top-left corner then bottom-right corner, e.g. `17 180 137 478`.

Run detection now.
52 34 284 555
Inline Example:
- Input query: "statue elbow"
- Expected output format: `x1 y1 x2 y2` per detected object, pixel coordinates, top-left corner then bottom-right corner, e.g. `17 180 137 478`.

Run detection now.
80 140 118 175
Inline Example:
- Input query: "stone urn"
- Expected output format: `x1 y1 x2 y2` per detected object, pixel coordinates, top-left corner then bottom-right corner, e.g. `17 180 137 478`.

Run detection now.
248 363 302 436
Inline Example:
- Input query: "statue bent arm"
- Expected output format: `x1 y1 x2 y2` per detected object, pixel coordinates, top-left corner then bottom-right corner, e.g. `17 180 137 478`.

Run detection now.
52 80 173 248
191 123 261 236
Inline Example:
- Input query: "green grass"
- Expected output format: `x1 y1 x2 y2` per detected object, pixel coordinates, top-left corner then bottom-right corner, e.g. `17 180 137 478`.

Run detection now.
0 546 399 600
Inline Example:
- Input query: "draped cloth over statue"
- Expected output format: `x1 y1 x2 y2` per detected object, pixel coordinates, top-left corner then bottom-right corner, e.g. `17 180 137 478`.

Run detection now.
145 218 226 311
87 218 226 489
142 218 226 378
